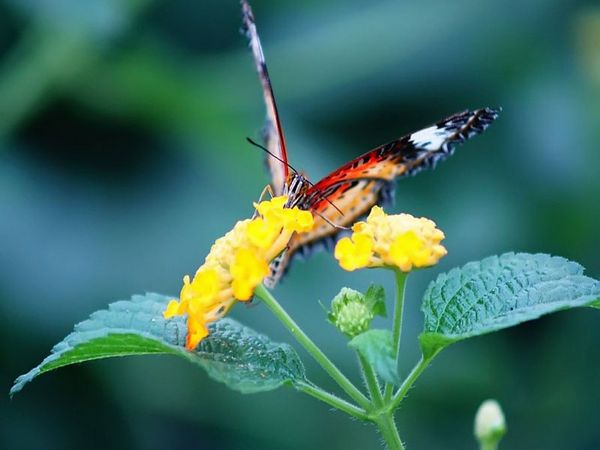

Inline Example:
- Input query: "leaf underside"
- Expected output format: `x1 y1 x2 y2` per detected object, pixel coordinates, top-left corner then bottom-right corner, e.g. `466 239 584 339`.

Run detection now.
420 253 600 357
11 293 305 396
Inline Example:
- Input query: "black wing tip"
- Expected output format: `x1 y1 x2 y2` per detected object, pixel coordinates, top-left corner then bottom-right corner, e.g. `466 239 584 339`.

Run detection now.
480 106 502 114
444 106 501 126
438 107 501 139
405 106 501 172
466 106 501 130
478 106 502 123
469 106 501 134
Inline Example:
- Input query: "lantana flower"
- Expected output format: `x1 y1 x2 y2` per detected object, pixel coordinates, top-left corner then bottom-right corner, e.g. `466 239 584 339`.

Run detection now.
334 206 446 272
164 196 314 350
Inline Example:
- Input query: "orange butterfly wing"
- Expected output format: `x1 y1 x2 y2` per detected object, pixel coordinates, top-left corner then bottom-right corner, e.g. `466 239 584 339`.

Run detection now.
266 108 500 286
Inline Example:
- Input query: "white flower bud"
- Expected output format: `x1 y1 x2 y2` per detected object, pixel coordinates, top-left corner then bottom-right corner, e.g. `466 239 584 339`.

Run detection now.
474 399 506 446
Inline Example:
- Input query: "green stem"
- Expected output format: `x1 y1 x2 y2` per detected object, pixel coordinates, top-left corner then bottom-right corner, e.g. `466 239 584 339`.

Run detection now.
295 381 368 420
388 355 433 412
480 442 499 450
391 270 408 355
376 413 405 450
255 284 371 410
384 270 407 401
358 355 384 407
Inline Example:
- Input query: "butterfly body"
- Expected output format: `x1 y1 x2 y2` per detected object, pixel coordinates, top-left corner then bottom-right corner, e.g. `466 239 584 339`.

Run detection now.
283 173 311 208
240 0 500 286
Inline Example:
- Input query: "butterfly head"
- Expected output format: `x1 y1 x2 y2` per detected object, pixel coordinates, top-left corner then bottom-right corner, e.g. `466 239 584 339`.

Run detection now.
283 172 310 208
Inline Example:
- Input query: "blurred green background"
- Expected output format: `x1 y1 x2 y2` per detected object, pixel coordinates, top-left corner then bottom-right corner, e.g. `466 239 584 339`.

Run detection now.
2 0 599 449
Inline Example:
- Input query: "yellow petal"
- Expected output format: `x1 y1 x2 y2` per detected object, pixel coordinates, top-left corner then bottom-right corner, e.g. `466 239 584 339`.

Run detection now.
163 299 181 319
230 248 270 300
247 217 280 249
190 269 220 299
334 233 374 271
254 196 288 217
185 316 209 350
284 209 314 233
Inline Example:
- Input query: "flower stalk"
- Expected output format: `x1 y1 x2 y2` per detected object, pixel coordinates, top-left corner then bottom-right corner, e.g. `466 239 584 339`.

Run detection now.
295 381 368 420
391 270 408 359
384 269 407 401
376 414 405 450
358 354 384 407
389 355 435 412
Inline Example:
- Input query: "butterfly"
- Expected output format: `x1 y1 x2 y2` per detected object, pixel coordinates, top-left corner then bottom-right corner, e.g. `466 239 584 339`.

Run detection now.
240 0 499 286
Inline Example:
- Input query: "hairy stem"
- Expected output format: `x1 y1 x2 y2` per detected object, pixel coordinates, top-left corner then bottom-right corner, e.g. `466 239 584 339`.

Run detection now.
376 413 405 450
358 354 384 407
295 381 368 420
388 355 434 412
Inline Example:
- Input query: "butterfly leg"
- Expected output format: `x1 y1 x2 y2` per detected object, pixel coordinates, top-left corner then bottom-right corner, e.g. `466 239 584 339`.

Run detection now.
252 184 275 218
313 210 350 231
264 247 290 288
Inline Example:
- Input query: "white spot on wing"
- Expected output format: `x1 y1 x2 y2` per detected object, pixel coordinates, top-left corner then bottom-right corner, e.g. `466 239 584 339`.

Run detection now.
410 125 448 151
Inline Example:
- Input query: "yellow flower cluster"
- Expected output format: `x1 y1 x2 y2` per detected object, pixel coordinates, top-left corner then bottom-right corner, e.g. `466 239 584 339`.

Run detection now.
334 206 446 272
164 196 314 350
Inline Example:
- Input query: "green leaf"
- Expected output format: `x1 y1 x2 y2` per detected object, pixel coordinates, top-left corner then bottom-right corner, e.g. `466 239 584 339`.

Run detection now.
349 329 399 385
365 284 387 318
419 253 600 358
11 293 305 396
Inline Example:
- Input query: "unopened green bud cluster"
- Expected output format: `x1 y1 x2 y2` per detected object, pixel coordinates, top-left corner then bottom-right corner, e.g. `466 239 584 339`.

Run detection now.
327 286 386 338
334 298 373 336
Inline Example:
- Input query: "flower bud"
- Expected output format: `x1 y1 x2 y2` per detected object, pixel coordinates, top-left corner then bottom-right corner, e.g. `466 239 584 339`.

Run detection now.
328 288 375 337
474 399 506 448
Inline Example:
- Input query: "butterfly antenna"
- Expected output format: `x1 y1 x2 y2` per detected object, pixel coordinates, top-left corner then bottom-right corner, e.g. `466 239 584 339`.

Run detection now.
246 137 299 175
